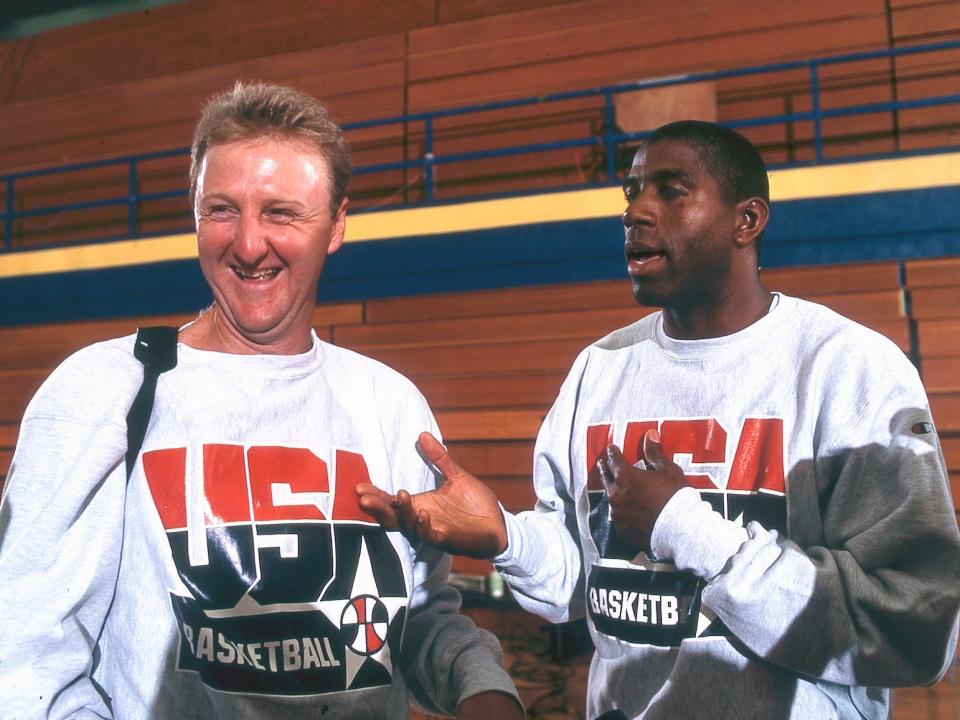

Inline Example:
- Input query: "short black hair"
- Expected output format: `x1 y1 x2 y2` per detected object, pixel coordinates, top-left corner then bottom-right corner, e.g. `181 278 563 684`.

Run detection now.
647 120 769 260
647 120 769 204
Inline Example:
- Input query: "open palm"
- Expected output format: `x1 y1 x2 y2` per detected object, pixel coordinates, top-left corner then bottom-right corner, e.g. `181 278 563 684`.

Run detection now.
358 432 508 559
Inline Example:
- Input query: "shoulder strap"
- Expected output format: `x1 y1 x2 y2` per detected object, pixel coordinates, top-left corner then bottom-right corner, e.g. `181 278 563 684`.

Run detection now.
126 326 179 479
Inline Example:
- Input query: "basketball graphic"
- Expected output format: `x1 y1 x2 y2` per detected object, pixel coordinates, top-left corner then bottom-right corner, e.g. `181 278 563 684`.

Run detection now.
340 594 389 656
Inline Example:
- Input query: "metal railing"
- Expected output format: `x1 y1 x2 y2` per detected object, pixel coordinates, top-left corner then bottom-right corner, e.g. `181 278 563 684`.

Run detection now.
4 38 960 252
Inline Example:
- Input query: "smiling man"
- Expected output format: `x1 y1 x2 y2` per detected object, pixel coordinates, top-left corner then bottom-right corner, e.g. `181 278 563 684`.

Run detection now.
360 120 960 719
0 83 521 720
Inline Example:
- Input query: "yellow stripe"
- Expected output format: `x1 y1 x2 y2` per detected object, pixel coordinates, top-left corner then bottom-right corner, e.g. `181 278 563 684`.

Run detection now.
2 152 958 279
769 152 960 201
0 234 198 279
344 186 617 242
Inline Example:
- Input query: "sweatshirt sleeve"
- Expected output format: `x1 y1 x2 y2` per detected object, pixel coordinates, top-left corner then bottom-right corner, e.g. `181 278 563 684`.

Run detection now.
384 388 520 715
493 351 586 624
0 346 136 719
399 546 520 715
651 345 960 688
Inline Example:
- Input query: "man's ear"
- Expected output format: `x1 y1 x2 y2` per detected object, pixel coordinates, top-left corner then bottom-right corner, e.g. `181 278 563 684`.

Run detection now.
327 197 349 255
733 197 769 249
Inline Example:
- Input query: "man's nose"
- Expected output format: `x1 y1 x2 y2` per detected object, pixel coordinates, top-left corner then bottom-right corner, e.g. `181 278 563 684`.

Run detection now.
622 192 654 229
233 213 269 264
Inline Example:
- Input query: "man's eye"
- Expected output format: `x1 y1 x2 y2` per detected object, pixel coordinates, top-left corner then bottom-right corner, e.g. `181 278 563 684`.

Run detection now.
659 184 686 200
622 180 640 202
266 208 295 223
204 205 235 219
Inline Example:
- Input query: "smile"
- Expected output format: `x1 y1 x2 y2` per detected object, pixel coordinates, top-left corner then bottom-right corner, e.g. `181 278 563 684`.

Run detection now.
233 267 280 281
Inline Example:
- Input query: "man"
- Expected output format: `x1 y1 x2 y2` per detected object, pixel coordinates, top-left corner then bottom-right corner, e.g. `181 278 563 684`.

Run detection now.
359 120 960 719
0 83 522 719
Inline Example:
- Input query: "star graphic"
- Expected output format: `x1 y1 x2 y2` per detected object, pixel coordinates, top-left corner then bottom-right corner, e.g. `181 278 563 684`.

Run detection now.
316 537 407 688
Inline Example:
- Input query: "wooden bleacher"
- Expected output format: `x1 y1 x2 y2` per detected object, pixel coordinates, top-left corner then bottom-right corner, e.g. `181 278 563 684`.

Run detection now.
906 257 960 512
3 259 957 546
5 0 958 250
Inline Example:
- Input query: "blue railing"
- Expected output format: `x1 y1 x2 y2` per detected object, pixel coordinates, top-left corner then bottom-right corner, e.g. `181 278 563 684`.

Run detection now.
4 38 960 252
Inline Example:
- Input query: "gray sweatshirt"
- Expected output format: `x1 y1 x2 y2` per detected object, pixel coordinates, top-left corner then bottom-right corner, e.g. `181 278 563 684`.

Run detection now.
0 332 518 719
494 294 960 719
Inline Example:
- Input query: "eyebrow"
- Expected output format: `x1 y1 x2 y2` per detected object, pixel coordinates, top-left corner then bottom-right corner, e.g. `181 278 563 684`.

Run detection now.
648 168 695 185
623 167 696 193
198 193 309 209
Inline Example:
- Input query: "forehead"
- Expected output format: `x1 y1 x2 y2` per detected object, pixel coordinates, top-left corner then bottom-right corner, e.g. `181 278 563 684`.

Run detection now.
629 138 708 179
199 137 331 194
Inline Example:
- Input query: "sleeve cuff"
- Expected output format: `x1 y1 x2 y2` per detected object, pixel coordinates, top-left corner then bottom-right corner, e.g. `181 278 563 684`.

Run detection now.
492 506 535 576
651 486 749 580
449 630 522 709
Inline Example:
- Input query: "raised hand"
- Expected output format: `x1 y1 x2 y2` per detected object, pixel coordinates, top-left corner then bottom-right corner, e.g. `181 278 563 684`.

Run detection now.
357 432 508 559
598 429 688 554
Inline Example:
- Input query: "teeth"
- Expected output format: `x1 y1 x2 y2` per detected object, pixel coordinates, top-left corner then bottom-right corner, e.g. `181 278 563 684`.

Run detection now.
235 268 279 280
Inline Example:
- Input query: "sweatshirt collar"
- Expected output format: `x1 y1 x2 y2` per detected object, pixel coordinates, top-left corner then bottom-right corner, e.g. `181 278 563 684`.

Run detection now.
654 293 790 361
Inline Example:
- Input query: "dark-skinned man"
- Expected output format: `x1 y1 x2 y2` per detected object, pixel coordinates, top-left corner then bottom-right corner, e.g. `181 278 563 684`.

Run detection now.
359 120 960 720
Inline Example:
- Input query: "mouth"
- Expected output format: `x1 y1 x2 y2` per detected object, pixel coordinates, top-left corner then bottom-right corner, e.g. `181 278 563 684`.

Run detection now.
625 246 666 276
232 267 280 282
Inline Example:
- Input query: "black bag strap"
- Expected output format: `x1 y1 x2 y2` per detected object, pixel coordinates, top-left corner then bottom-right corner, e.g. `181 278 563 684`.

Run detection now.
125 326 179 479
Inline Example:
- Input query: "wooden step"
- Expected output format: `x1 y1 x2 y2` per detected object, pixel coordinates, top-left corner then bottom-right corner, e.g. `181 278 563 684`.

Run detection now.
762 261 902 295
917 319 960 357
921 357 960 394
334 306 650 349
910 286 960 321
435 409 546 442
905 257 960 289
930 393 960 432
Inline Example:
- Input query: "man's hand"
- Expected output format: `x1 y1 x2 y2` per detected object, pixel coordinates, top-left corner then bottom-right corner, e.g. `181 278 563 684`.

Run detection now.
457 691 525 720
357 432 508 559
598 429 688 554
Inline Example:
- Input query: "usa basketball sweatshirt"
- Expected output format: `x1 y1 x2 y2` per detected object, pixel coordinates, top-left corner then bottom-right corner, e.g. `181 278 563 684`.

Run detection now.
0 332 518 719
493 294 960 720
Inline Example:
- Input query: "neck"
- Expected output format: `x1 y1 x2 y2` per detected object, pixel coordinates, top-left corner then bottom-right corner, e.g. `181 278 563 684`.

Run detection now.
661 283 773 340
179 305 313 355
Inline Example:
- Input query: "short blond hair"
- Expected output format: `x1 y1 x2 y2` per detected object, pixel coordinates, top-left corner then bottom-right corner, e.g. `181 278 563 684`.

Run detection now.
189 82 351 215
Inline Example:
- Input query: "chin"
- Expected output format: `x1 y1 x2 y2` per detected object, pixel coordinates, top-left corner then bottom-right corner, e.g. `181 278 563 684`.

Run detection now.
630 282 665 309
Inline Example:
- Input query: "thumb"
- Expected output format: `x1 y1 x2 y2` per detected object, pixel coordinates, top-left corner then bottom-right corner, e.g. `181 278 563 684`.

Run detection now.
416 431 462 483
642 429 668 469
604 443 630 480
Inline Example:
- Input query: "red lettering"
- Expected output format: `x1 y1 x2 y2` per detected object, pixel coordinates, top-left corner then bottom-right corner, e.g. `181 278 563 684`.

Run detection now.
659 419 727 489
586 417 783 494
247 446 329 522
204 444 250 524
144 444 381 526
333 449 376 522
586 423 612 490
622 420 659 466
728 418 785 493
142 448 187 530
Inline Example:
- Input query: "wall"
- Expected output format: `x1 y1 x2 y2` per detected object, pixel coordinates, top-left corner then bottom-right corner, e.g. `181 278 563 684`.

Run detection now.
2 0 959 250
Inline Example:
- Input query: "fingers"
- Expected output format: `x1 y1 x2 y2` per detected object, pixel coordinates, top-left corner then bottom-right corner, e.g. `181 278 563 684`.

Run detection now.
393 489 421 534
356 484 399 529
642 428 666 469
416 431 464 482
396 504 451 550
604 443 630 476
598 444 629 500
356 483 392 501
